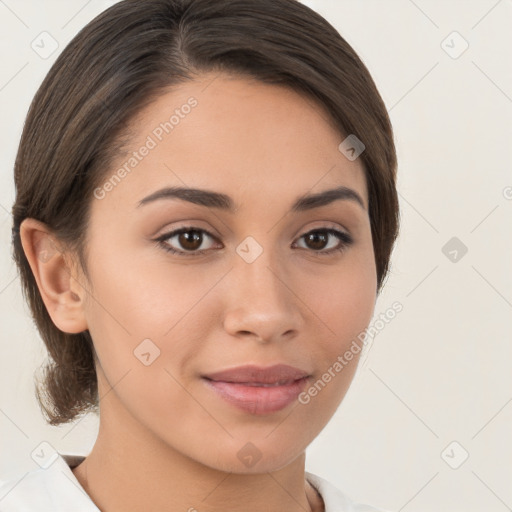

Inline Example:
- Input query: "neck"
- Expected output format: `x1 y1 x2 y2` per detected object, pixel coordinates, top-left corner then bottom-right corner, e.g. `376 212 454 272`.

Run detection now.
73 443 323 512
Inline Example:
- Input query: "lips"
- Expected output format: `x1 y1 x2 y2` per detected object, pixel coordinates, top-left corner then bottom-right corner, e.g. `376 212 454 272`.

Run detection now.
202 364 310 385
201 364 311 415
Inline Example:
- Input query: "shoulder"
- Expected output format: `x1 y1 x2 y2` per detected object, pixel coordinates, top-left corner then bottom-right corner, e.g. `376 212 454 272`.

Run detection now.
0 452 98 512
305 471 392 512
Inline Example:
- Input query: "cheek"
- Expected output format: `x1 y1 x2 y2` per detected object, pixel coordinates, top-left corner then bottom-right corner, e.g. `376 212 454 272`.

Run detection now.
305 252 376 339
297 255 376 406
80 251 208 412
295 265 376 416
84 243 215 340
81 246 222 399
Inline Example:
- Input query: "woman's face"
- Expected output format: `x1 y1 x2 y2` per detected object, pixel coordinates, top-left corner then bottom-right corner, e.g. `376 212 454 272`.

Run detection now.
77 72 377 472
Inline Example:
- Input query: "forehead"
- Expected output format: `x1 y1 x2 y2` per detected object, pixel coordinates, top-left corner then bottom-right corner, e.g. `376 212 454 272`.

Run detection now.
95 72 367 213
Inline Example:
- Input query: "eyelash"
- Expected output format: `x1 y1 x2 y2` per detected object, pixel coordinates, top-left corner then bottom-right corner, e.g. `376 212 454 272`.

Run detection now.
154 226 354 257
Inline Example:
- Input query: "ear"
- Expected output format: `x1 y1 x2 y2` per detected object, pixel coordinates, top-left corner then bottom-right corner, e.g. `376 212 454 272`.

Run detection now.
19 218 88 334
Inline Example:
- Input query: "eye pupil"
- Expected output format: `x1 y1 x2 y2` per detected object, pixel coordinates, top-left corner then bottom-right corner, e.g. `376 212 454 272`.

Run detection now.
305 232 328 250
179 230 202 251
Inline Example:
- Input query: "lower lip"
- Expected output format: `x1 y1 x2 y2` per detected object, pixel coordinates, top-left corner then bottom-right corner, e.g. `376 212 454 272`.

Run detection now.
202 377 310 415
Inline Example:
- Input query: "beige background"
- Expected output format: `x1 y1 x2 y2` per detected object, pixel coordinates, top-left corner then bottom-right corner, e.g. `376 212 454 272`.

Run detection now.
0 1 511 510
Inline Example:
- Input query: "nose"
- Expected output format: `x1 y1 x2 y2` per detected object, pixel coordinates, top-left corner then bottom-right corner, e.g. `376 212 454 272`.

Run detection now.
222 246 303 344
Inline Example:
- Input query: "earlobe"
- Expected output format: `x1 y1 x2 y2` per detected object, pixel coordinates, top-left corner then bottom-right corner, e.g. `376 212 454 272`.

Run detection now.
19 218 88 334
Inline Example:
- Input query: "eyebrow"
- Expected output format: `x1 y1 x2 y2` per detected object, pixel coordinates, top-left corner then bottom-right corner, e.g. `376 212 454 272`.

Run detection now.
137 185 366 212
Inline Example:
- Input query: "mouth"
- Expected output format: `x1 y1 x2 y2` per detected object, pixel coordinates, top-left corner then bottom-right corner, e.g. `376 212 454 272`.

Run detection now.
223 380 300 387
202 363 311 384
201 364 312 414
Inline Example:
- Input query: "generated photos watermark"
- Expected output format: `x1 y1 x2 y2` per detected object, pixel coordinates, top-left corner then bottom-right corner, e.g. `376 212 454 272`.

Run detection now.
94 97 198 200
298 301 403 404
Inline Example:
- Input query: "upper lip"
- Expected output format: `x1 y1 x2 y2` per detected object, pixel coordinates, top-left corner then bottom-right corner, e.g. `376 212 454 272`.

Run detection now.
203 364 311 384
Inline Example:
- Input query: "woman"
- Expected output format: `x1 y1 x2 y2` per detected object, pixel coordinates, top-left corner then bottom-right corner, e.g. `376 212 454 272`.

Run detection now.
2 0 399 510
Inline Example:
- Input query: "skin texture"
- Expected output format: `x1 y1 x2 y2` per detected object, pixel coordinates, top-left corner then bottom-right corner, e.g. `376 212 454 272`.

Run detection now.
20 72 377 512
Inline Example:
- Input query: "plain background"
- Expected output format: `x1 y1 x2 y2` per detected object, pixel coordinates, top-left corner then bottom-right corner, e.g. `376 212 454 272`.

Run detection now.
0 1 511 510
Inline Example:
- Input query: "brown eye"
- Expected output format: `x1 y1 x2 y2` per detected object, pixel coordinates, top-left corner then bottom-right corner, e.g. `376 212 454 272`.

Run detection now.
177 230 203 251
304 231 329 250
295 228 353 255
156 227 219 255
155 226 353 258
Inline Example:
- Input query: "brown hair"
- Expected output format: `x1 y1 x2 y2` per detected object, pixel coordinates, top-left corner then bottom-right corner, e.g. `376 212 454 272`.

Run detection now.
11 0 400 425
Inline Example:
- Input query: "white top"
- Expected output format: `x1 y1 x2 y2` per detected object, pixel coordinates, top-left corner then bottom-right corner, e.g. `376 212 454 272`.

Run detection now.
0 452 390 511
